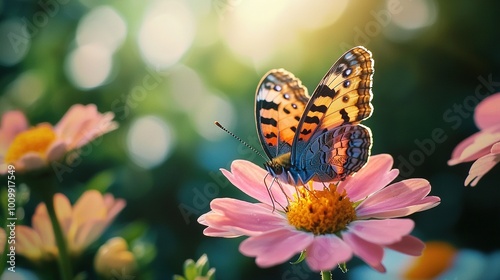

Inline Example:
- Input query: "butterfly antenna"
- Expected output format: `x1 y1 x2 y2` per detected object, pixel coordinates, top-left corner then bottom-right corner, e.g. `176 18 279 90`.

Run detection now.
214 121 268 161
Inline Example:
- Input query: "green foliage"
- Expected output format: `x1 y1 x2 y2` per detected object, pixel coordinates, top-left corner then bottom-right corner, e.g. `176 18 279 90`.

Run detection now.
173 254 215 280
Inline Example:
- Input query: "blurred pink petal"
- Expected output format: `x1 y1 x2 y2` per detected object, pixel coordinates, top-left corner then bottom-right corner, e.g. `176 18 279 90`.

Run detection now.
465 142 500 186
386 235 425 256
55 104 118 149
343 231 386 272
0 111 28 154
449 93 500 185
46 140 68 162
1 104 117 174
474 93 500 130
17 153 47 171
239 228 313 268
103 194 127 225
16 226 46 261
16 191 125 260
448 126 500 165
53 193 73 233
305 235 352 271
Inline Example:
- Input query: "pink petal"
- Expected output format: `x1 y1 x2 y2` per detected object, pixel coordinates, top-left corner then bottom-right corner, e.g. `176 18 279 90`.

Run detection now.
448 126 500 165
347 219 414 245
465 142 500 186
338 154 399 202
46 140 68 162
221 160 294 206
492 142 500 154
475 93 500 130
305 235 352 271
16 226 44 260
16 152 47 172
32 203 55 247
202 227 242 238
356 179 440 219
73 190 107 223
53 193 73 234
342 231 386 272
386 235 425 256
0 111 28 154
71 219 107 253
71 112 117 149
239 228 313 268
103 195 126 225
199 198 287 236
55 104 117 150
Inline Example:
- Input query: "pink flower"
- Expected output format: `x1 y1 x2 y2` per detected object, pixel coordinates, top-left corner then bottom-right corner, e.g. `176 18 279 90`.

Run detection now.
448 93 500 186
0 104 117 174
198 154 440 272
16 190 125 261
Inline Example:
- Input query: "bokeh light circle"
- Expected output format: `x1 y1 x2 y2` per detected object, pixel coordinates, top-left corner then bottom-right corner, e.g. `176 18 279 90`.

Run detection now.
138 0 195 69
126 116 175 169
65 44 113 89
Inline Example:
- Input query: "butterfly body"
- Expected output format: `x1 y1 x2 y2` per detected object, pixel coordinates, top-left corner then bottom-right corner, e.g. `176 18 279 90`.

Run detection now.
256 46 375 186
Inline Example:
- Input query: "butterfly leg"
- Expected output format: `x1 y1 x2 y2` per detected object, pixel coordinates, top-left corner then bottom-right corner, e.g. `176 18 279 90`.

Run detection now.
264 174 290 212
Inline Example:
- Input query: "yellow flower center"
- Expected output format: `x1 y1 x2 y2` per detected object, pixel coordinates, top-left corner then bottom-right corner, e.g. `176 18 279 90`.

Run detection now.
286 185 356 235
4 125 56 163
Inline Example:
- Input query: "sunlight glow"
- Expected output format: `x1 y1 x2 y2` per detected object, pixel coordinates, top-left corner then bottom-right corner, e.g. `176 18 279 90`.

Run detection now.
221 0 348 67
168 65 236 141
126 116 175 169
389 0 438 30
138 0 195 69
76 6 127 52
65 44 112 89
384 0 438 42
193 93 235 141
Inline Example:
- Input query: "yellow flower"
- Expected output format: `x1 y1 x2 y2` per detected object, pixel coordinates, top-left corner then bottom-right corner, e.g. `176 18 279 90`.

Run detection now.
0 104 117 174
16 190 126 261
94 237 137 278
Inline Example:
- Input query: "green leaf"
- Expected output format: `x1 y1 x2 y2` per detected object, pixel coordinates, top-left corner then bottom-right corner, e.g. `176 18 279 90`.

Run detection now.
184 259 197 280
290 250 307 264
85 170 114 193
176 255 216 280
195 254 209 276
338 262 348 273
206 268 216 280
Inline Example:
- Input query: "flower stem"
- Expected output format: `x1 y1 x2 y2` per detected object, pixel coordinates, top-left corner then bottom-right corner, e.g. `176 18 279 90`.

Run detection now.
321 270 332 280
43 190 73 280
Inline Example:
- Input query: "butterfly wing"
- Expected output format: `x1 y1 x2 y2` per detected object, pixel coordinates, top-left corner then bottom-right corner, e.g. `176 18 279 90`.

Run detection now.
255 69 309 159
294 124 372 182
291 46 375 181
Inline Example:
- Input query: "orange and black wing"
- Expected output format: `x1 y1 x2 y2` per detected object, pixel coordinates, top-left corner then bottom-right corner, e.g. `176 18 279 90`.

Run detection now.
255 69 309 158
292 46 374 181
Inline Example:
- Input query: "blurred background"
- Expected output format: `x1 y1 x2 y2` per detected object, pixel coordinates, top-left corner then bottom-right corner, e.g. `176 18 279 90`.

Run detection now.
1 0 500 279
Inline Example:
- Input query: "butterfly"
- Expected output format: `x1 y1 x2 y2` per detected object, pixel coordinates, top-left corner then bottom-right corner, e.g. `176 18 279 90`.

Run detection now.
255 46 374 186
